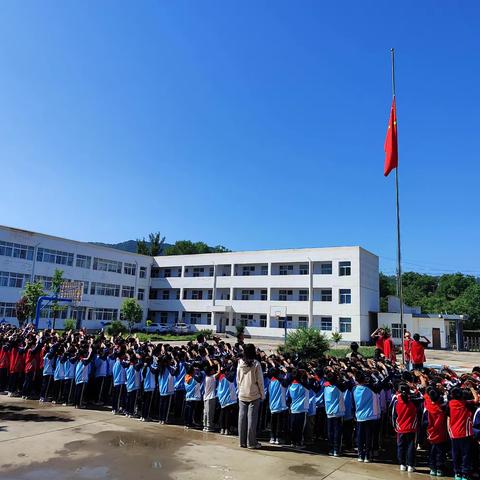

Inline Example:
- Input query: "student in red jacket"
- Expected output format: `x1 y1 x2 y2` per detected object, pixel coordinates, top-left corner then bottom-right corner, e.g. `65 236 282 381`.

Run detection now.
392 383 422 473
403 332 412 371
447 386 479 480
424 386 448 477
382 333 396 363
411 334 430 369
0 342 10 392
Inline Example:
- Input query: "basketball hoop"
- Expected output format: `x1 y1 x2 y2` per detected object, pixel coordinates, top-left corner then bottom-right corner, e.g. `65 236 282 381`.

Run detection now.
59 281 83 303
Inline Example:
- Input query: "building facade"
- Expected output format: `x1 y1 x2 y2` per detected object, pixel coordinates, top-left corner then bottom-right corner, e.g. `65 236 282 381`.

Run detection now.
0 225 379 342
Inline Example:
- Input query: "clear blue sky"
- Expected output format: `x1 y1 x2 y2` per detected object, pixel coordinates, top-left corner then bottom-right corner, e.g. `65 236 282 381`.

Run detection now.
1 1 479 275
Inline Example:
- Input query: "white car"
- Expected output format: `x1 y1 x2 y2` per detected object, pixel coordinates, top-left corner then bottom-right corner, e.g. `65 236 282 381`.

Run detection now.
144 323 170 334
173 323 192 335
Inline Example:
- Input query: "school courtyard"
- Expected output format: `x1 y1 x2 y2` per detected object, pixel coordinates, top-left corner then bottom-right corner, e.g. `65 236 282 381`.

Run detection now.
0 392 461 480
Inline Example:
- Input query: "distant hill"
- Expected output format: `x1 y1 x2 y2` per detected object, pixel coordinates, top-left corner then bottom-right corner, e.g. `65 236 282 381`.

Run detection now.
89 240 172 255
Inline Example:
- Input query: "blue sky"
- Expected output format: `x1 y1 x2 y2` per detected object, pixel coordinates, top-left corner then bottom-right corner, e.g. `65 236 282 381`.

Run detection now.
1 1 479 275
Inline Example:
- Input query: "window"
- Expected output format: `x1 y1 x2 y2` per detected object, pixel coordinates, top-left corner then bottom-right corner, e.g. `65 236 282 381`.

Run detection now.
298 316 308 328
261 265 268 276
122 285 135 298
207 290 213 300
37 247 74 266
260 315 267 328
176 290 180 300
320 317 332 331
0 241 34 261
278 290 292 301
192 267 204 277
261 289 268 301
0 271 30 288
191 290 203 300
320 289 332 302
76 254 91 269
88 308 118 322
93 257 122 274
0 302 16 317
139 266 147 278
220 291 230 300
79 281 89 295
90 282 120 297
190 313 202 325
319 262 332 275
160 312 168 323
242 266 255 276
124 262 136 276
339 261 351 276
299 264 309 275
240 314 254 326
392 323 407 339
241 290 254 300
339 289 352 304
34 275 53 290
137 288 145 301
279 265 294 275
299 290 309 301
209 266 214 277
163 268 171 278
162 290 170 300
339 317 352 333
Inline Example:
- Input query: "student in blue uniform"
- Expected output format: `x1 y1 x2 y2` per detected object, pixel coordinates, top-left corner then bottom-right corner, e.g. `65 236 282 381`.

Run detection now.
184 364 205 428
173 351 187 419
52 345 66 404
74 344 94 409
62 347 77 405
140 356 158 422
125 353 143 417
39 342 58 402
112 354 128 414
323 370 346 457
94 348 109 405
268 366 290 445
287 369 310 449
217 363 238 435
158 354 177 424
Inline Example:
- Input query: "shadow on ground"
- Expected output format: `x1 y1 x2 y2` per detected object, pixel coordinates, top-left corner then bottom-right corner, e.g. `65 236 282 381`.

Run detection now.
0 404 73 424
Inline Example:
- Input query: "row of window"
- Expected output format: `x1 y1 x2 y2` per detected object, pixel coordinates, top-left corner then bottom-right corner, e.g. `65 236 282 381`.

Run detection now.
152 261 352 278
89 282 145 301
0 241 148 278
0 271 31 288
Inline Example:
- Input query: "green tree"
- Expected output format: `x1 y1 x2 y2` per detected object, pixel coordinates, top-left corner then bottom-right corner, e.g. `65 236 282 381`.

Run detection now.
15 297 30 327
136 238 149 255
21 281 46 323
164 240 230 256
136 232 166 256
120 298 143 332
379 273 396 311
331 331 343 345
51 269 64 330
452 283 480 329
280 328 330 361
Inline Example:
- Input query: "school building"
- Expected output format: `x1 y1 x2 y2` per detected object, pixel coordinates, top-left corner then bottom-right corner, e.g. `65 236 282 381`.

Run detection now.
0 225 379 342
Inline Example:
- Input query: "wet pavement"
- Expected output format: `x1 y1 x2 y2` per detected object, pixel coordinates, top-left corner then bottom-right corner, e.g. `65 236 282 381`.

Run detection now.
0 396 434 480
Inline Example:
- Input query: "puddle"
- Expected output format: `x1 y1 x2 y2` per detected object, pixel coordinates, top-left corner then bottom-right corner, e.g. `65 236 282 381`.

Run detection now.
288 463 322 476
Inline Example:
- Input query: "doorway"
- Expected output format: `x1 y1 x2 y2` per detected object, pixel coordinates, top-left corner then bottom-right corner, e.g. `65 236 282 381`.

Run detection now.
432 328 441 349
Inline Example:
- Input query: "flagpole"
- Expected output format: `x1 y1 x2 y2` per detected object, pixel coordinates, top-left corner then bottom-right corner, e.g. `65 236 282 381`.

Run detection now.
391 48 405 364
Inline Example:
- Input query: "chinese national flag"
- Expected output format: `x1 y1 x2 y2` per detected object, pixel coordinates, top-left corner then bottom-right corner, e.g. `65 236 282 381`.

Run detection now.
384 98 398 176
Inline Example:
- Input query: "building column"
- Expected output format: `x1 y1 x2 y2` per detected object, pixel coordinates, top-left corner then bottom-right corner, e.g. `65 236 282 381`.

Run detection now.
308 258 314 328
212 263 217 306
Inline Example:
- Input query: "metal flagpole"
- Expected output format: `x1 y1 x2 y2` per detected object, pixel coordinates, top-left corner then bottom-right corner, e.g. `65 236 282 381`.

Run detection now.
391 48 405 364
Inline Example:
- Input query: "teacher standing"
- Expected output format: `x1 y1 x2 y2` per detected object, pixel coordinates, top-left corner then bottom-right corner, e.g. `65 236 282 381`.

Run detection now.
237 343 265 449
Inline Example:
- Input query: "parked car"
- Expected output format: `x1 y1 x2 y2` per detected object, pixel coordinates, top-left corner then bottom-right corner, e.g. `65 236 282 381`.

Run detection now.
144 323 170 334
173 323 192 335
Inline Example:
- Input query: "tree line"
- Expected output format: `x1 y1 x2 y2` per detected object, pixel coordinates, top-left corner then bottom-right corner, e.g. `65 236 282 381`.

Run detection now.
380 272 480 329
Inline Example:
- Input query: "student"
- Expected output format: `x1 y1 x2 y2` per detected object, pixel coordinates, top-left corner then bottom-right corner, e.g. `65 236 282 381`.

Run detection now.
125 354 142 417
382 333 396 363
74 345 93 409
158 355 176 424
287 369 309 449
22 338 41 399
341 385 354 451
203 361 220 432
39 343 56 402
324 371 346 457
346 342 364 360
0 341 10 393
403 332 412 371
268 367 289 444
424 386 448 477
217 363 238 435
62 349 77 405
184 364 204 428
112 354 128 414
52 346 66 404
371 328 385 354
411 334 431 370
140 356 158 422
353 371 380 463
392 383 421 473
447 386 479 480
173 352 186 419
93 348 108 405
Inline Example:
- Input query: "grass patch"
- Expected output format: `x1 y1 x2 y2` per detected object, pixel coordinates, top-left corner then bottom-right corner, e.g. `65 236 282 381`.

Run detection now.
326 346 376 358
134 333 198 343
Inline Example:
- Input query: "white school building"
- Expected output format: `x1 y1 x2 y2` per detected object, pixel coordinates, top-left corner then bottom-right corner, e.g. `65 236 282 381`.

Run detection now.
0 225 379 342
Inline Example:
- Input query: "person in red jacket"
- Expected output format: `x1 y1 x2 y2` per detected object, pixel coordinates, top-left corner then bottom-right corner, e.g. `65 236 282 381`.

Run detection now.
403 332 412 371
424 386 449 476
392 383 422 472
371 328 385 354
0 342 11 393
447 386 479 480
22 337 42 399
411 334 430 370
382 333 396 363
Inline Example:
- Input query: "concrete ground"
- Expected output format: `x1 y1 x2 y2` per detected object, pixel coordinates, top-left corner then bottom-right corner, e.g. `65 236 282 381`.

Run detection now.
1 397 427 480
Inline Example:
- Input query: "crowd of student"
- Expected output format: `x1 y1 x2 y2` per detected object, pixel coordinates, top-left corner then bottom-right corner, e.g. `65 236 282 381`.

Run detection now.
1 323 480 480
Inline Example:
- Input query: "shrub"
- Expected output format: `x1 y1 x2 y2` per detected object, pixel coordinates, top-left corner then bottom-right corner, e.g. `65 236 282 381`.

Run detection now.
280 327 330 361
198 328 213 339
107 320 127 337
235 324 245 336
331 331 343 345
64 319 76 331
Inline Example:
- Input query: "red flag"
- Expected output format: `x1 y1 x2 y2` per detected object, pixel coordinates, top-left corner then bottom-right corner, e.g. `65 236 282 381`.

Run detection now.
384 98 398 176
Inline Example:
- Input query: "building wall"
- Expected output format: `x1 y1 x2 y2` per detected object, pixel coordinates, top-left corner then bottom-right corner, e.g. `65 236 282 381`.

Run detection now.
0 225 380 341
0 225 152 329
